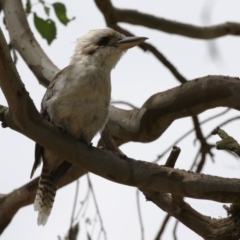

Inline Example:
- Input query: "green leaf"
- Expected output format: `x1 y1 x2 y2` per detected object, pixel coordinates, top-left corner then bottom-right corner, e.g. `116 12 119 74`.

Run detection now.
44 6 50 16
33 13 56 45
52 2 74 25
25 0 32 14
38 0 50 17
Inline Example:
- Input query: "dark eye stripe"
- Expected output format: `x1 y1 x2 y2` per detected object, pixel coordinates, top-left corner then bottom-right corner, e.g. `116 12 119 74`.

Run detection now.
97 37 110 46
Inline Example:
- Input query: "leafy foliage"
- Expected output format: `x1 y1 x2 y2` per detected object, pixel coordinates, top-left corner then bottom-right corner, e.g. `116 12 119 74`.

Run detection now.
25 1 74 44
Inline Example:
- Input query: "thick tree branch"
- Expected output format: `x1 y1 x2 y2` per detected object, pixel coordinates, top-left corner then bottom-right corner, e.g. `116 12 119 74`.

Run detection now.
143 190 239 240
1 0 59 87
2 0 240 148
3 0 188 87
1 3 240 238
108 75 240 145
1 22 240 205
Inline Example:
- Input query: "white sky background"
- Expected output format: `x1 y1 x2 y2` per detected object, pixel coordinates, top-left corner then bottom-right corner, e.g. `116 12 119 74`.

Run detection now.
1 0 240 239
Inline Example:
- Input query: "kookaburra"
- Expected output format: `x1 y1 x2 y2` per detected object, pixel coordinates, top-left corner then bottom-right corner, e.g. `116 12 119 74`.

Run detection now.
30 28 147 225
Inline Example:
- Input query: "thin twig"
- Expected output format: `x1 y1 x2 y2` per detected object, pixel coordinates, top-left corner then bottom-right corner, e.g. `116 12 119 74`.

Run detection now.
206 116 240 139
190 148 201 171
192 116 214 172
190 116 240 171
143 43 187 83
90 212 98 236
71 180 79 225
75 187 90 221
87 174 107 240
173 220 179 240
153 109 230 163
136 189 145 240
154 214 171 240
111 100 139 109
202 108 230 123
68 180 79 239
113 25 187 84
97 228 102 240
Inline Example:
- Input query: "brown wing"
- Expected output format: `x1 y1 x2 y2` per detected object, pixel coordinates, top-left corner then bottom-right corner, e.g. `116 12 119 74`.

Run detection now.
30 66 72 178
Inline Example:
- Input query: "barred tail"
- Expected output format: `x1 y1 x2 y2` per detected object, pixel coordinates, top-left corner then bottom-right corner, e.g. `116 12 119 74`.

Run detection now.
34 169 56 226
34 161 72 226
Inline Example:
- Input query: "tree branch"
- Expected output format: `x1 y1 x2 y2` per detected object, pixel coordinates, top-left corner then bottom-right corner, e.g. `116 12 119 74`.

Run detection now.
1 0 59 87
108 75 240 145
1 4 240 238
1 21 240 204
0 166 87 234
142 190 239 240
92 3 188 84
95 0 240 39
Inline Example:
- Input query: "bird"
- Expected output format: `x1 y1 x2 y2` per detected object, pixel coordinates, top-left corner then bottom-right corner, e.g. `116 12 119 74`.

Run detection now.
30 28 147 226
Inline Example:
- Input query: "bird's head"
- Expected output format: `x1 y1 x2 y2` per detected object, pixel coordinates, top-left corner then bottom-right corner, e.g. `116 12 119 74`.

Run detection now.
71 28 147 70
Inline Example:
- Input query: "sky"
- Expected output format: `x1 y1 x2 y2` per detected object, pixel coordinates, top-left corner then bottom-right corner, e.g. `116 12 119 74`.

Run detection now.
1 0 240 239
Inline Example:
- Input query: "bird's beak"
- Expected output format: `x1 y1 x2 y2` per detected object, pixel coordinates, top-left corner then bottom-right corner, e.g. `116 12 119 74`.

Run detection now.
112 36 148 50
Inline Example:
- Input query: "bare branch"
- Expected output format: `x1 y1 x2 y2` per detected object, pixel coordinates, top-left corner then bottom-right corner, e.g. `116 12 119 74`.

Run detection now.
0 166 87 234
116 11 240 40
136 190 145 240
206 116 240 139
164 146 181 168
67 180 80 240
94 0 240 40
87 174 107 240
1 10 240 238
173 220 179 240
154 108 230 163
92 7 187 83
143 43 187 84
75 187 91 221
142 190 239 240
111 100 139 109
192 116 215 172
154 214 171 240
1 22 240 205
108 76 240 145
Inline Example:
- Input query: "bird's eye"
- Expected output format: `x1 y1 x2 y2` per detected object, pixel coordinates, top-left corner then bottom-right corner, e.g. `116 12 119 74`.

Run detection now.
97 37 110 46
